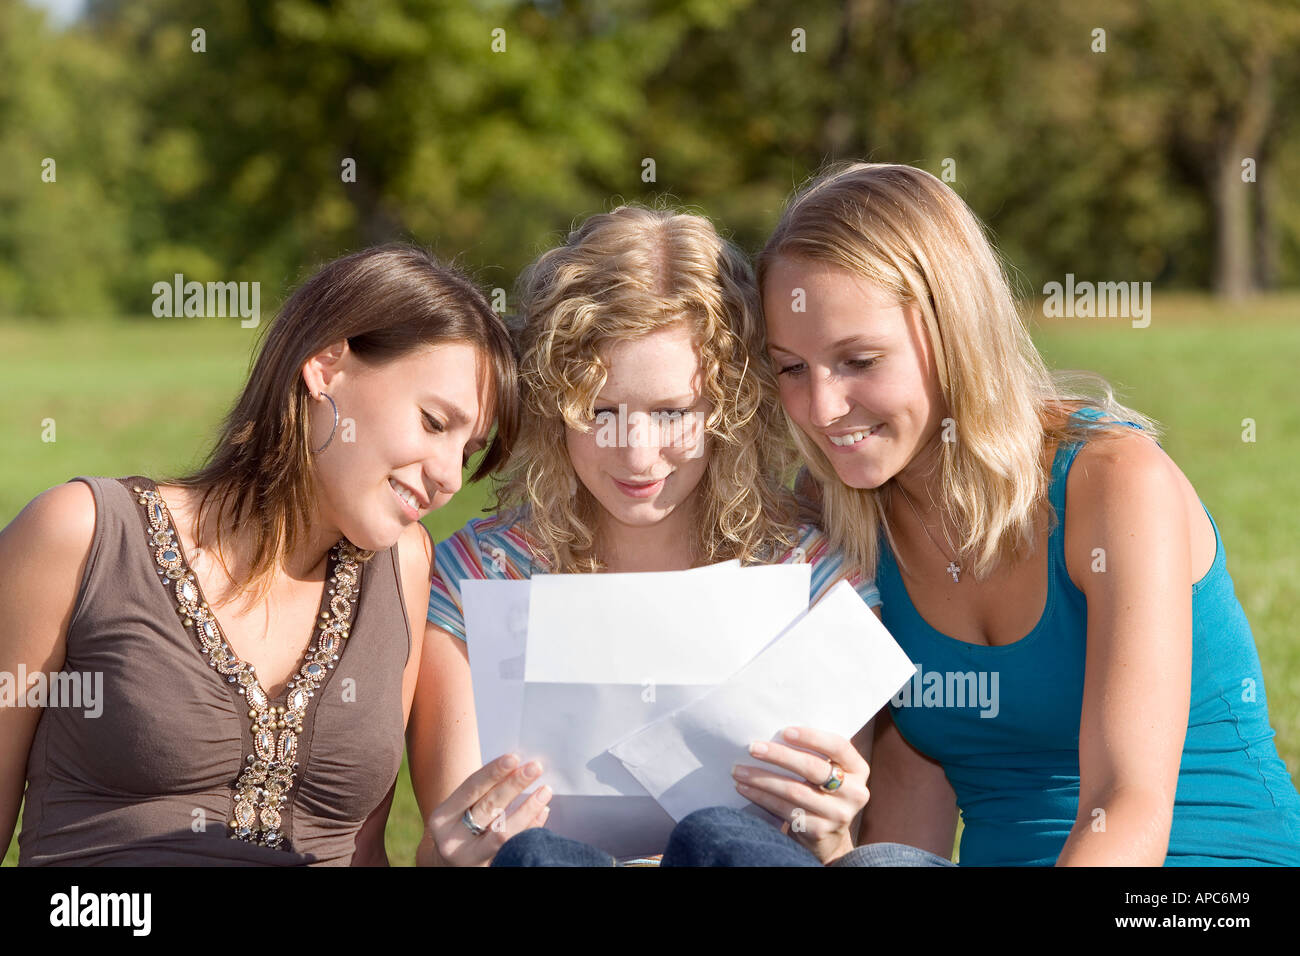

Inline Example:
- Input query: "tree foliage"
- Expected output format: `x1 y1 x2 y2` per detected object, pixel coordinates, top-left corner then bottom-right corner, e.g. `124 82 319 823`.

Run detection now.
5 0 1298 317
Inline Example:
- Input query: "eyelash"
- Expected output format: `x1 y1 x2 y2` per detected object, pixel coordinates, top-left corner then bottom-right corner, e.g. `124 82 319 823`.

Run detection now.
777 358 877 377
424 413 474 466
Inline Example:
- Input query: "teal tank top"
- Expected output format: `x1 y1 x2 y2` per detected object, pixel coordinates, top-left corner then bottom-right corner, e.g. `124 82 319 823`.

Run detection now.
878 407 1300 866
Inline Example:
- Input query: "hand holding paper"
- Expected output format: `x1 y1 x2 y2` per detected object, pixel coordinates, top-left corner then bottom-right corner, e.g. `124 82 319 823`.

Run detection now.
607 580 915 825
463 565 914 860
465 560 812 858
733 724 874 862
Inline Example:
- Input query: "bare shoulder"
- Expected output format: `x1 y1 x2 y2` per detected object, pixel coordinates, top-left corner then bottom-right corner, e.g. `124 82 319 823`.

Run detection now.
397 520 435 581
1067 427 1177 492
0 481 99 663
1 480 98 567
1062 428 1206 588
395 520 435 644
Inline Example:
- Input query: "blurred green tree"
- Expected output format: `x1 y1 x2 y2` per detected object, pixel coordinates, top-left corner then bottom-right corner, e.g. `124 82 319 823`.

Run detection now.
3 0 1298 317
0 0 140 317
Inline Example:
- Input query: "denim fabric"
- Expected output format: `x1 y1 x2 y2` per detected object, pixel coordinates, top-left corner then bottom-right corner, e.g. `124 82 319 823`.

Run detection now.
660 807 822 866
491 827 616 867
491 806 952 867
832 842 955 867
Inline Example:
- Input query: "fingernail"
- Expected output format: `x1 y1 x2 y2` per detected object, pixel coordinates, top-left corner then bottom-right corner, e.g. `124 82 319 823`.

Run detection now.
522 761 542 779
736 782 751 794
749 741 768 756
784 728 800 741
537 784 553 804
732 764 750 780
500 754 519 770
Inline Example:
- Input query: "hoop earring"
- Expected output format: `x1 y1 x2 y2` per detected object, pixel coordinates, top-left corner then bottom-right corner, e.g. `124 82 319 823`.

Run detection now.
313 392 339 454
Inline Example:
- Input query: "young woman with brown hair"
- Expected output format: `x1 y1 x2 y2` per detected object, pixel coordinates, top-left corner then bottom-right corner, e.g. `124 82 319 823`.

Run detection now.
0 244 519 865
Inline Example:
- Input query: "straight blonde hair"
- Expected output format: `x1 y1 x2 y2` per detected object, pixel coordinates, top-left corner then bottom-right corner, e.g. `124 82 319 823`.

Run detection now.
756 163 1161 583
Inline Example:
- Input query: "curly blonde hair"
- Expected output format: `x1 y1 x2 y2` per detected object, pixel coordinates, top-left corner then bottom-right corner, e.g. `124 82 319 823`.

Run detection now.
757 163 1162 584
499 204 799 572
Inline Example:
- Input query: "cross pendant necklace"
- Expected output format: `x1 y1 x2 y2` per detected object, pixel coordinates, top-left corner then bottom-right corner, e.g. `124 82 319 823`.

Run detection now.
896 482 962 583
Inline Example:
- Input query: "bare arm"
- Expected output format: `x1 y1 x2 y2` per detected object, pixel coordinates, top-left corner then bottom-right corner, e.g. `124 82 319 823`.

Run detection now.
0 482 97 852
407 620 484 866
853 605 958 859
1056 437 1190 866
857 706 959 859
406 615 553 866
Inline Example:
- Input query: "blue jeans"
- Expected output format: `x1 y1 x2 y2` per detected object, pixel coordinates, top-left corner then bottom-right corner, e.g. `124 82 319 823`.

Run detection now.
491 806 956 867
833 841 955 867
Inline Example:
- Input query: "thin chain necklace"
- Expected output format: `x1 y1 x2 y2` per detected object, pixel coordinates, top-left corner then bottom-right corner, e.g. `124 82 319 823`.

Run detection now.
894 481 963 583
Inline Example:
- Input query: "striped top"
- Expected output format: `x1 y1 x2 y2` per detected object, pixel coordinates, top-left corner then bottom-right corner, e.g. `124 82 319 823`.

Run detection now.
428 507 882 640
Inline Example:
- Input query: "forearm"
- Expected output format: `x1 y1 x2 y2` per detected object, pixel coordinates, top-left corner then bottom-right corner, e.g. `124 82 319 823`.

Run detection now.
409 736 482 868
1056 787 1172 866
857 711 959 859
351 842 391 867
858 801 957 859
416 831 439 867
407 623 482 867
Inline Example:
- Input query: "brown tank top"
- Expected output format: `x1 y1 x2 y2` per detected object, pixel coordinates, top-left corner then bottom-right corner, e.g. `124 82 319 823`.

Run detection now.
19 476 412 865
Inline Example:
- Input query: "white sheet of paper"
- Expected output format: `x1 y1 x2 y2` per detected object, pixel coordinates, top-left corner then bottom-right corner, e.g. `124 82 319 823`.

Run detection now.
462 560 745 765
607 580 916 823
524 562 808 684
519 563 811 789
462 579 531 765
514 562 812 856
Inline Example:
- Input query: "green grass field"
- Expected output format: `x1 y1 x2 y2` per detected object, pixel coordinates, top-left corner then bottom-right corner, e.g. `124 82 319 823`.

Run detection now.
3 295 1298 865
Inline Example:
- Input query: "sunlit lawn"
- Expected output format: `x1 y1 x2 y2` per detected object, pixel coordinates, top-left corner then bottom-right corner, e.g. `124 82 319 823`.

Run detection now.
3 295 1298 865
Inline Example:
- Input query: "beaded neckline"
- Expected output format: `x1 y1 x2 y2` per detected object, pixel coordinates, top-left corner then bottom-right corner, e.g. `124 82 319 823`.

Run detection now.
130 479 363 850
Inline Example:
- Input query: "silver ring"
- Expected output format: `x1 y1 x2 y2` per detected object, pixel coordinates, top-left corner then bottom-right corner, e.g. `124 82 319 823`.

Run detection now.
313 392 339 454
461 808 486 837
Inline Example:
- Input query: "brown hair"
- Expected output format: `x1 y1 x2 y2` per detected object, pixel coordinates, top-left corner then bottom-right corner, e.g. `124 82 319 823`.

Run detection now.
166 243 519 602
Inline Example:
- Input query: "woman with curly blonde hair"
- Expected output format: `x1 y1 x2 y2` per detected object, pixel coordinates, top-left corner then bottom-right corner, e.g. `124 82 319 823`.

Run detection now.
408 205 890 866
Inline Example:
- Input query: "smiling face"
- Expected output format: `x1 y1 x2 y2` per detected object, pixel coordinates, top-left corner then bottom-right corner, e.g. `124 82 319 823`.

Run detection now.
303 340 493 552
565 322 712 534
762 255 949 491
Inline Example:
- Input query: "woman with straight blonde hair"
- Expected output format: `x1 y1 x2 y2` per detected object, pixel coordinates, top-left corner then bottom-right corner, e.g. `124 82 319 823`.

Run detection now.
409 204 895 866
757 161 1300 866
